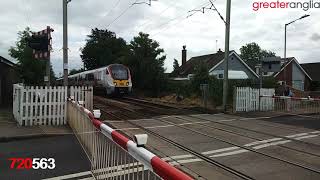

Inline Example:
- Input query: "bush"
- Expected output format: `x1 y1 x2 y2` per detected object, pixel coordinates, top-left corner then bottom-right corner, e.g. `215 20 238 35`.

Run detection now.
166 79 192 97
208 78 257 106
165 75 278 107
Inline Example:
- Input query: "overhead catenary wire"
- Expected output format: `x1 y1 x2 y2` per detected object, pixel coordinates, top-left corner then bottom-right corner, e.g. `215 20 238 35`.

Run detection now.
105 0 138 28
133 2 179 34
147 1 210 37
187 0 226 24
95 0 122 28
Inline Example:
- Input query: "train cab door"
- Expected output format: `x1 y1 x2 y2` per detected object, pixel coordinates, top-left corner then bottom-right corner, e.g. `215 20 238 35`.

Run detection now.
104 68 110 86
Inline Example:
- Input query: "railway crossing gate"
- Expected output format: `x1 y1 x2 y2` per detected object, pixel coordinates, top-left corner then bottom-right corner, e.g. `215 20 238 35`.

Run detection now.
67 98 193 180
12 84 93 126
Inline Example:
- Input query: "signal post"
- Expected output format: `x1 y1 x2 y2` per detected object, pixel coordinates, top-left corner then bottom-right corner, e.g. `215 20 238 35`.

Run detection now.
27 26 53 87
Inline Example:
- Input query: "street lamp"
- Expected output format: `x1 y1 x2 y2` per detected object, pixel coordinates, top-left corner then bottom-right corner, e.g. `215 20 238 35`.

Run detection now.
284 14 310 59
283 14 310 85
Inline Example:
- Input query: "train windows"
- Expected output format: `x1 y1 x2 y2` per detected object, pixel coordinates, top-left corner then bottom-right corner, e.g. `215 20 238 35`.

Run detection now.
110 65 128 80
87 73 94 81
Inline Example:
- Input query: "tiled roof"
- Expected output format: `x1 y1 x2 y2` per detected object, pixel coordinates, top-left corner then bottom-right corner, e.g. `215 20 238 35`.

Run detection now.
301 62 320 81
273 57 312 80
0 56 16 67
177 51 225 76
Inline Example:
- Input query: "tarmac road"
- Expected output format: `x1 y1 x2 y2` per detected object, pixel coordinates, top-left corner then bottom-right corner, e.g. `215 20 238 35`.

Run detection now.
105 113 320 180
0 134 91 180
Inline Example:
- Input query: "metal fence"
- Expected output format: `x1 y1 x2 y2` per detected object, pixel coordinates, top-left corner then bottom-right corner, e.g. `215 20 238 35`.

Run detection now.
13 84 92 126
260 95 320 115
67 100 193 180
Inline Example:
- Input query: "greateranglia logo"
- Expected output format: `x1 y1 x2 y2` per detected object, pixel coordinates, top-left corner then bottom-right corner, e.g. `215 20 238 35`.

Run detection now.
252 0 320 11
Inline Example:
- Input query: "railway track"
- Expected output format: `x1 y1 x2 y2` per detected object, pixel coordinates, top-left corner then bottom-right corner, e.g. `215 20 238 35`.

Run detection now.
94 96 320 179
94 101 254 180
122 97 320 149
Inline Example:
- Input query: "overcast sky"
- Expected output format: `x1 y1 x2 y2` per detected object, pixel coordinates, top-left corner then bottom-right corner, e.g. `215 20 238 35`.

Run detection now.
1 0 319 77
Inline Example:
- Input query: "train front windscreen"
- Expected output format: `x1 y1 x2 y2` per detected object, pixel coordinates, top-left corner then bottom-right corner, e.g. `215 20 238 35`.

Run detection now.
110 65 128 80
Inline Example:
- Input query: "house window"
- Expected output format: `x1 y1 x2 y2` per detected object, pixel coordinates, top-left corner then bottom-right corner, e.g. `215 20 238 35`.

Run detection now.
292 80 304 91
218 74 223 79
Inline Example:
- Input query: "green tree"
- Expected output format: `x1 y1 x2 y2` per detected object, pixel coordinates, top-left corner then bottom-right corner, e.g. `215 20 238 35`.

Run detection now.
9 27 55 85
122 32 167 95
170 58 180 77
190 62 210 93
173 59 179 71
80 28 128 70
240 42 276 69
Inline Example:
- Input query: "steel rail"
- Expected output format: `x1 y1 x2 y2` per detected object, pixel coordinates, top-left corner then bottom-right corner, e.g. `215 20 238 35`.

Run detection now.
94 102 254 180
110 97 320 174
123 97 320 149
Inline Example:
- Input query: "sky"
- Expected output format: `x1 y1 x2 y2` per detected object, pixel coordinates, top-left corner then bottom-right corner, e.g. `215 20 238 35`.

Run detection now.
1 0 319 77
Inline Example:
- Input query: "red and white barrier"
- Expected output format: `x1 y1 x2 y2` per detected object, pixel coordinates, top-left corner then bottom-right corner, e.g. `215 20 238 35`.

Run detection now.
69 99 193 180
260 95 320 101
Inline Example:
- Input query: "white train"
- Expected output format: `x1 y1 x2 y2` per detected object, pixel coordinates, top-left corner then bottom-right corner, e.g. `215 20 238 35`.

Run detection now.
59 64 132 95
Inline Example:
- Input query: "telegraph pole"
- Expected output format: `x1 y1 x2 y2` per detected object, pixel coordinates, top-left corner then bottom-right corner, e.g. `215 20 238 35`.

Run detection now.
222 0 231 112
63 0 70 94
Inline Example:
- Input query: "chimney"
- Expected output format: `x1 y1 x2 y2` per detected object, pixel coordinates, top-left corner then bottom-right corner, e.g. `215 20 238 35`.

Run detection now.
182 45 187 66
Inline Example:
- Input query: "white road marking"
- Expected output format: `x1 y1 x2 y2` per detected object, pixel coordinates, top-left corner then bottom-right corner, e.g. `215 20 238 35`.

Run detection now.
178 121 210 126
252 140 292 149
115 121 211 130
146 125 175 129
166 131 319 165
169 158 203 166
202 146 240 155
210 149 249 157
295 135 319 140
46 130 320 179
162 154 194 161
219 119 237 122
310 131 320 134
286 133 309 138
244 138 282 147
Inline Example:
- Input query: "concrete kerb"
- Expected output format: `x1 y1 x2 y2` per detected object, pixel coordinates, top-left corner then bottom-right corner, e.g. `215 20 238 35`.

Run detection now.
0 133 69 143
0 109 73 143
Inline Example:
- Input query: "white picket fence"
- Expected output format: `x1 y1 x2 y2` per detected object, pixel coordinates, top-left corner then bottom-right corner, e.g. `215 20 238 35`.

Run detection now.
234 87 275 112
12 84 93 126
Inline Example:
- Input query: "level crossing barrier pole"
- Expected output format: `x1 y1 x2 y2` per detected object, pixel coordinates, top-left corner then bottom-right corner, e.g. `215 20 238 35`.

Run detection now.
67 98 193 180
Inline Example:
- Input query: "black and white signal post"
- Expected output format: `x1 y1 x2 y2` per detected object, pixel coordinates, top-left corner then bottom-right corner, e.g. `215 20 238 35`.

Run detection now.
27 26 54 87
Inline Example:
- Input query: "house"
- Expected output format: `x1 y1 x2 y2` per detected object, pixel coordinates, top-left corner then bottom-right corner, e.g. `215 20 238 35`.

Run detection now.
301 62 320 91
262 57 312 91
301 62 320 82
259 56 282 77
0 56 19 107
174 46 259 81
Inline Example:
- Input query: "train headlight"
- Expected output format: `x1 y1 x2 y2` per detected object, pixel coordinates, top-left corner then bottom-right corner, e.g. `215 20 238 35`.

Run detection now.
126 82 129 86
114 82 117 86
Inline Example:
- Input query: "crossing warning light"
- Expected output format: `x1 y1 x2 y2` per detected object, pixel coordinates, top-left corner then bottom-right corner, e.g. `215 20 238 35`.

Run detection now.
26 26 53 60
27 35 49 51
